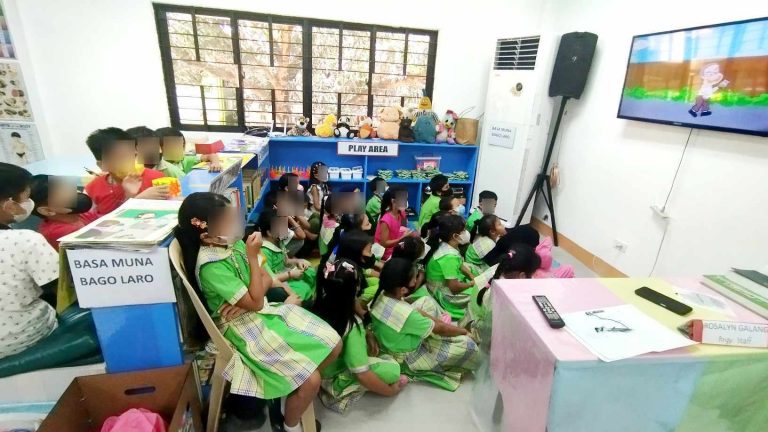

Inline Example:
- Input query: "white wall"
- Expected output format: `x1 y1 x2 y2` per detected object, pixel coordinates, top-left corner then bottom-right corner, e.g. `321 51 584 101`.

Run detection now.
5 0 547 156
533 0 768 276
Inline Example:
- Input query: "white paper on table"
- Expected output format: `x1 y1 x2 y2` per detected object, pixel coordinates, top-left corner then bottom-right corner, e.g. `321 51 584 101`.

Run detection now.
562 304 697 362
474 264 499 289
675 288 734 316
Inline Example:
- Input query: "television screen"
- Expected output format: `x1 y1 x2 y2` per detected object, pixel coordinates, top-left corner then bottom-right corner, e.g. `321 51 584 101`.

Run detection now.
617 17 768 137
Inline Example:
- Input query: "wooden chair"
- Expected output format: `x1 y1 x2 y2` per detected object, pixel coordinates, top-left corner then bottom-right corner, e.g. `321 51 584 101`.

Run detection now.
168 239 317 432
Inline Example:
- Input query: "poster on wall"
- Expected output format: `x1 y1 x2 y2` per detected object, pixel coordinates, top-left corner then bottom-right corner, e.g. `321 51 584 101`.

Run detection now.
0 62 31 120
0 4 15 59
0 122 43 164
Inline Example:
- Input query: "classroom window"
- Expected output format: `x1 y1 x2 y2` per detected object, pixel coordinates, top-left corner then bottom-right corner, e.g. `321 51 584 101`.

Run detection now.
154 4 438 132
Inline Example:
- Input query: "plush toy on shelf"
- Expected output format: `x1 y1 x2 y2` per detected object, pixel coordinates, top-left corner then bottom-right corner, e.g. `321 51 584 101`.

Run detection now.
377 106 401 140
334 116 356 139
414 92 440 125
358 116 376 139
287 116 312 137
315 114 337 138
436 109 458 144
398 118 415 143
403 105 418 123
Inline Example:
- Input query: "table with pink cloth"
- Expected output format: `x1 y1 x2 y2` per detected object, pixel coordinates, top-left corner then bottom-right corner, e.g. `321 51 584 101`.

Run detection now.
490 277 768 432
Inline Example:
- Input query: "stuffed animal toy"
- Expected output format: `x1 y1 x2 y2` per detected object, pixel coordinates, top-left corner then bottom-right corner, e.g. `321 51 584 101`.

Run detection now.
358 116 375 139
398 118 415 143
532 237 575 279
287 116 311 137
414 92 440 125
436 109 458 144
334 116 356 139
377 106 401 140
315 114 336 138
413 112 437 143
402 105 418 123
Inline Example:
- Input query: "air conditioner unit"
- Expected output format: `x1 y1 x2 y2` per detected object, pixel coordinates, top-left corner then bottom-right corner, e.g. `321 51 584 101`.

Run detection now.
474 35 558 225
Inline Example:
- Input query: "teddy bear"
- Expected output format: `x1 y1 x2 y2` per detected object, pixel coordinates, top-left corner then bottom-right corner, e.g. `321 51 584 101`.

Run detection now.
287 116 311 137
358 116 376 139
377 106 401 140
315 114 336 138
334 116 356 139
398 118 415 142
436 110 458 144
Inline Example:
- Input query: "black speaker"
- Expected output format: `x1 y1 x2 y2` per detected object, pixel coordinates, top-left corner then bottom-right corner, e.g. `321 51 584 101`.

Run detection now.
548 32 598 99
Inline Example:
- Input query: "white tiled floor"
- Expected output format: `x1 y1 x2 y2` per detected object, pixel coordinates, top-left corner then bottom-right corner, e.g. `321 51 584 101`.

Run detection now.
246 246 592 432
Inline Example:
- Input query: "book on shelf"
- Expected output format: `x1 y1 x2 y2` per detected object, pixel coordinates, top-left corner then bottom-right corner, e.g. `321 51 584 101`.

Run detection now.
701 270 768 319
58 199 181 250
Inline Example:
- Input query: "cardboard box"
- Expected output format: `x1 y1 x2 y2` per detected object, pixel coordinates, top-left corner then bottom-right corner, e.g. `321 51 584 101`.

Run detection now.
38 363 202 432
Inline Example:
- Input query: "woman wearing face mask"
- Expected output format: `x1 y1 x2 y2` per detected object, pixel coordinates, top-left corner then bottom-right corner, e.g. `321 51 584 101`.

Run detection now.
29 175 98 250
375 187 412 261
0 163 101 376
175 193 341 432
423 214 476 321
258 209 316 302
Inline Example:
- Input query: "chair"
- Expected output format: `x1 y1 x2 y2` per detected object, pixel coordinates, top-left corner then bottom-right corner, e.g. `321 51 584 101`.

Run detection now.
168 240 317 432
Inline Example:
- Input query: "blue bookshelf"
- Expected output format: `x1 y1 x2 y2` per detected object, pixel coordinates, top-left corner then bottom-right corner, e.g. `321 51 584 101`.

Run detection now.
247 136 479 222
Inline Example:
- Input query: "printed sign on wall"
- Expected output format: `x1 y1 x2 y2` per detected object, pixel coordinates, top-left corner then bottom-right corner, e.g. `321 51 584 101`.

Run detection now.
487 122 517 150
337 140 399 157
0 122 43 164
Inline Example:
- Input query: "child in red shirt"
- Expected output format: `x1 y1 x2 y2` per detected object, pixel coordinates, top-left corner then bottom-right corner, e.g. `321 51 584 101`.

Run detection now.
84 127 167 215
30 175 99 250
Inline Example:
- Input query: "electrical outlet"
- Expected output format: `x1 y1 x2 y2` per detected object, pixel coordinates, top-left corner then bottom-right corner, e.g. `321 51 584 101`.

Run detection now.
613 239 628 253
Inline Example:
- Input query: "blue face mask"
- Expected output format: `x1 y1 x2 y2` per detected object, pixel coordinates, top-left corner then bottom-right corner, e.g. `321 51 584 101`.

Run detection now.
456 204 466 215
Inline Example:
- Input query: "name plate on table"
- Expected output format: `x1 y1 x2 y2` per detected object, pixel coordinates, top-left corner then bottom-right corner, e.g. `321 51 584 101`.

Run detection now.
67 248 175 308
337 141 399 157
685 319 768 348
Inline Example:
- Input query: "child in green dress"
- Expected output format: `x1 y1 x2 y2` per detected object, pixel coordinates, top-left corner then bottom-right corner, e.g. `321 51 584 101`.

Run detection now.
312 258 404 413
320 228 380 303
468 243 540 350
175 192 341 432
393 236 452 323
155 127 222 174
424 214 476 320
417 174 451 229
370 258 479 391
365 177 387 230
465 190 497 232
465 214 507 276
257 209 317 301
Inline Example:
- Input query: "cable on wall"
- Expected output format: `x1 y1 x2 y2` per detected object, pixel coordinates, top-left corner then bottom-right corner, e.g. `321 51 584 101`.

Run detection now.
649 128 695 276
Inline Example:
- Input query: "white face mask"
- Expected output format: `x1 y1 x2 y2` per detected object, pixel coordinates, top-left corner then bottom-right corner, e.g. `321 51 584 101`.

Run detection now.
6 198 34 223
457 230 471 245
217 222 245 246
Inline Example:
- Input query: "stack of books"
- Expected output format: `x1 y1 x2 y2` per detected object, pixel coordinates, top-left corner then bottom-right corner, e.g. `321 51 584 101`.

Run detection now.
701 269 768 319
59 199 182 251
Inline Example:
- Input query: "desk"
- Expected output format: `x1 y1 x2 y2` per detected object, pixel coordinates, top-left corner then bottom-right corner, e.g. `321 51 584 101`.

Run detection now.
490 278 768 432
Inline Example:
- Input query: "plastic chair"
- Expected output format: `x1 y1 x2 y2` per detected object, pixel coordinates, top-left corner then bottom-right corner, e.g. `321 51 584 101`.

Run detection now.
168 239 317 432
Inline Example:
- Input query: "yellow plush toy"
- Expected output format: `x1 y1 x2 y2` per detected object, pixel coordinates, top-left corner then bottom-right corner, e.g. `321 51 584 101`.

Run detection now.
315 114 337 138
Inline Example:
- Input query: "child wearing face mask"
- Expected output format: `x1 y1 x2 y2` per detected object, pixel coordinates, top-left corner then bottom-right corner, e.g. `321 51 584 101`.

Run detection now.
312 258 403 413
370 258 479 391
258 209 317 302
366 177 387 230
326 229 379 303
423 214 476 321
465 214 507 276
466 190 497 232
30 175 98 250
175 192 341 432
374 187 412 261
468 243 540 350
84 127 167 215
417 174 451 229
155 127 222 174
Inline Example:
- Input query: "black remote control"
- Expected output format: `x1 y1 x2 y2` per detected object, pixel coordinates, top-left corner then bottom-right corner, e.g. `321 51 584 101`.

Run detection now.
533 295 566 329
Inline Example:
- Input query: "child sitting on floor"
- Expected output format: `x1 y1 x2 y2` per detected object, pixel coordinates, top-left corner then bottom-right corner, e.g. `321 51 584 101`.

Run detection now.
30 175 98 250
307 161 329 214
155 127 221 174
465 214 507 276
84 127 167 215
319 194 339 256
175 192 341 432
365 177 387 230
370 258 479 391
257 209 316 302
417 174 452 229
469 243 540 350
466 190 497 232
312 258 403 413
374 187 412 261
424 214 476 320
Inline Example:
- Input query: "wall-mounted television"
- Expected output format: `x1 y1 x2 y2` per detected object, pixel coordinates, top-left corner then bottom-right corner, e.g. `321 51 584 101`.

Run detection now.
617 17 768 137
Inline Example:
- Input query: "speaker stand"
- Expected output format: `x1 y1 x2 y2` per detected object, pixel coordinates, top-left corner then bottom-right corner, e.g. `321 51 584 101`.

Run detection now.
515 95 570 246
